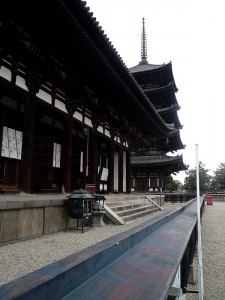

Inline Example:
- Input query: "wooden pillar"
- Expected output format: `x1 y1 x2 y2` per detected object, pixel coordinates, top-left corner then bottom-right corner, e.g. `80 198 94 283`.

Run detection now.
63 98 77 193
126 149 131 194
109 128 117 193
0 114 4 182
89 128 98 186
108 140 115 193
118 146 123 193
63 115 73 193
20 71 40 193
90 123 98 187
0 114 4 159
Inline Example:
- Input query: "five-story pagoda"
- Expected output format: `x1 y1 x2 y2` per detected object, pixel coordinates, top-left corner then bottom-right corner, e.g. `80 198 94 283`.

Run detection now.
130 18 187 192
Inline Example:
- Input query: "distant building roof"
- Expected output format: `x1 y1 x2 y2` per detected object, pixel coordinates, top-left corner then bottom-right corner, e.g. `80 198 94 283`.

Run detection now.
131 155 188 171
129 63 165 73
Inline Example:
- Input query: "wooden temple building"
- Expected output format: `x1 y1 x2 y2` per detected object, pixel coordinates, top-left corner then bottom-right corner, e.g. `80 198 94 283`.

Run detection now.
130 18 187 192
0 1 186 195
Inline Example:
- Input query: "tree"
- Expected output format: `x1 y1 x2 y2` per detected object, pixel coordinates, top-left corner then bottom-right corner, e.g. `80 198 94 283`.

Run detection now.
165 176 179 192
211 163 225 191
183 161 212 192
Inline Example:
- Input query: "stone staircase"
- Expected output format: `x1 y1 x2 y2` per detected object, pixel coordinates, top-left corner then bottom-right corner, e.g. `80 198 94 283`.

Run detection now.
104 194 164 224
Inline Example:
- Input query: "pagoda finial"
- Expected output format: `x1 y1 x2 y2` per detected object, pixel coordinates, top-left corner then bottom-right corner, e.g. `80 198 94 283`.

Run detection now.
139 18 148 65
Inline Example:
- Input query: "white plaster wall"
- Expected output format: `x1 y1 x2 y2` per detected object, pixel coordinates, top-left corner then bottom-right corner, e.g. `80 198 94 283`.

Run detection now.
97 126 103 133
55 99 67 113
84 117 92 127
105 129 110 137
74 111 82 122
15 75 28 91
36 89 52 104
0 66 12 81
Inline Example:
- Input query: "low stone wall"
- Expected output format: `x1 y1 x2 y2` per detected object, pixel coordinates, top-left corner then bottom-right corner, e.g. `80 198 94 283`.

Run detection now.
0 198 200 300
206 194 225 201
0 193 168 244
0 198 77 244
164 193 196 203
164 193 225 203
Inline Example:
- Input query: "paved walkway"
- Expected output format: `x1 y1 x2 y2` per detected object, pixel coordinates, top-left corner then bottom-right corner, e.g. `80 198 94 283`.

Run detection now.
201 201 225 299
186 201 225 300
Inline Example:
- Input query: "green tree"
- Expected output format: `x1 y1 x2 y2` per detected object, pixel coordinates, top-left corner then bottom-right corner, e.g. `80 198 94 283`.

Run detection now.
183 161 212 192
165 176 179 192
211 163 225 191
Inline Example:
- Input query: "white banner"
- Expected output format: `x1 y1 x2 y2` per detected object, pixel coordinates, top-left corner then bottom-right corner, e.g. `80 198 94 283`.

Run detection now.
53 142 61 168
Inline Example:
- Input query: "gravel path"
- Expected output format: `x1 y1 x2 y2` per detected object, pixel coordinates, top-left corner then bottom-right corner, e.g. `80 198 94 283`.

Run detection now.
186 201 225 300
0 203 182 287
1 201 225 299
201 202 225 299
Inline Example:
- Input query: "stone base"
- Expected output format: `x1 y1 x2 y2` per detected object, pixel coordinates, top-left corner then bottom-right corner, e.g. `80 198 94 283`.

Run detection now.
188 264 196 284
93 212 106 227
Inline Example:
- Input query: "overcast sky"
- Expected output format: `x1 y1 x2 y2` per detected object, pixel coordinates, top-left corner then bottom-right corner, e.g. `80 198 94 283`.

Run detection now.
86 0 225 183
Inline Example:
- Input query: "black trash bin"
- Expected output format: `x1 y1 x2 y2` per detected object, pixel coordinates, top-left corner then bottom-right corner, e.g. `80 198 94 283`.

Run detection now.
65 188 95 233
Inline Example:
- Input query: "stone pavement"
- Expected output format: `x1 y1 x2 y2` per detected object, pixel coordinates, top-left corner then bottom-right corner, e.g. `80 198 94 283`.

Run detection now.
186 201 225 299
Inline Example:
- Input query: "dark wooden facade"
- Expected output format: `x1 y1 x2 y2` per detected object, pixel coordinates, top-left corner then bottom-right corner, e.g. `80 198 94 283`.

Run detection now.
129 61 187 192
131 154 187 192
0 1 175 194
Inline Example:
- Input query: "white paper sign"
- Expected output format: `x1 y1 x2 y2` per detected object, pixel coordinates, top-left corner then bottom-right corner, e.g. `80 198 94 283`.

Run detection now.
1 127 23 159
16 131 23 160
8 128 17 159
100 168 109 181
1 127 9 158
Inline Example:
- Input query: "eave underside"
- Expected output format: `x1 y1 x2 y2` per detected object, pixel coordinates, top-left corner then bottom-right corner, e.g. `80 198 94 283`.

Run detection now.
131 155 187 174
0 0 174 139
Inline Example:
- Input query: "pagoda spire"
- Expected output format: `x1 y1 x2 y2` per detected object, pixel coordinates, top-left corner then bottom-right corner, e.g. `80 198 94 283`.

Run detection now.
139 18 148 65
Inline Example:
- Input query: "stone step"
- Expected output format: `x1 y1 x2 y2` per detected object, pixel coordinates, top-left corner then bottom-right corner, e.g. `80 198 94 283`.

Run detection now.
106 197 156 208
122 207 160 222
106 195 162 222
105 195 146 203
107 201 142 208
103 194 163 224
110 202 155 216
116 203 156 217
105 195 161 204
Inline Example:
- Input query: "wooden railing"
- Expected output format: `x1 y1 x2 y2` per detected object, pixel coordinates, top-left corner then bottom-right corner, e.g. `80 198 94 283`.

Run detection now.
0 197 205 300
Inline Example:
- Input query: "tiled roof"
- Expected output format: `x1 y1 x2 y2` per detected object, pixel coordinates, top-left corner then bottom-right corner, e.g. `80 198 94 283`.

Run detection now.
157 104 180 114
131 154 184 165
129 63 165 73
143 82 176 93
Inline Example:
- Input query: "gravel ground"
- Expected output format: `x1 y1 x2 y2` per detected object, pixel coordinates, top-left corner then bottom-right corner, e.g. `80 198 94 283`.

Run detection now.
1 201 225 299
0 203 182 287
186 201 225 300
